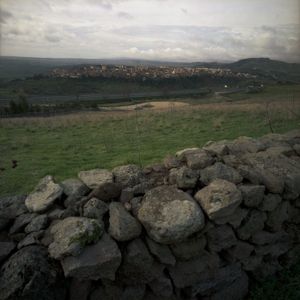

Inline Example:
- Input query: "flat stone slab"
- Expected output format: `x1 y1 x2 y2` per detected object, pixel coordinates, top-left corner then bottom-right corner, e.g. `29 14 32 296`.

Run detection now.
25 176 63 213
61 234 122 280
78 169 113 189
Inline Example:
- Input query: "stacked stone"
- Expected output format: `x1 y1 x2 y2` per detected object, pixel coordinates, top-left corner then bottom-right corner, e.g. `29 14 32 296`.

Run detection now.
0 130 300 300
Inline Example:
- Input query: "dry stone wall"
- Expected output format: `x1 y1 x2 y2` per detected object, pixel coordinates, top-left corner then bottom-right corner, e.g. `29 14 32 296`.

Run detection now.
1 130 300 300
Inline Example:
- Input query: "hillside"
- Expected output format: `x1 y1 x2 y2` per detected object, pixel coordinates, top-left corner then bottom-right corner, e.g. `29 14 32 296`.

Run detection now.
1 56 300 82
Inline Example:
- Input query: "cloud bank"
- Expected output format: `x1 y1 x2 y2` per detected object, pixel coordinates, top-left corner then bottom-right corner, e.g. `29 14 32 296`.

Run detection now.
0 0 299 62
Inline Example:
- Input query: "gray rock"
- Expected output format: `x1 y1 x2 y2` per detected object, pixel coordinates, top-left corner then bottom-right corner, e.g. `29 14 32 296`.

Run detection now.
225 241 254 262
293 144 300 155
185 263 247 298
145 237 176 266
251 230 289 245
130 197 143 217
185 150 215 170
168 251 219 288
89 181 122 202
121 285 146 300
266 201 290 231
48 208 68 220
69 278 91 300
209 269 248 300
113 164 143 188
9 213 37 234
61 178 90 197
175 148 201 160
25 176 63 213
214 207 248 228
61 233 122 280
203 141 229 157
0 241 15 263
78 169 113 189
200 162 243 185
239 184 265 207
241 255 262 271
83 197 108 220
120 188 134 203
195 179 242 222
149 275 173 298
241 151 300 196
0 195 27 230
207 225 237 252
17 230 44 249
24 214 48 233
164 155 181 169
118 238 156 284
138 186 205 244
259 194 282 211
237 210 267 240
169 166 199 189
255 240 291 257
109 202 142 241
48 217 103 259
0 246 66 300
170 235 207 260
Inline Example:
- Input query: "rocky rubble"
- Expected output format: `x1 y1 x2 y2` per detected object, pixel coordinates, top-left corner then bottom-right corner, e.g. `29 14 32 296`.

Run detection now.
0 130 300 300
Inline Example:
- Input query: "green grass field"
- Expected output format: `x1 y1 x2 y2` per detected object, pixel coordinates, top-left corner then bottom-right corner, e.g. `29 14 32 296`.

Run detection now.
1 87 299 196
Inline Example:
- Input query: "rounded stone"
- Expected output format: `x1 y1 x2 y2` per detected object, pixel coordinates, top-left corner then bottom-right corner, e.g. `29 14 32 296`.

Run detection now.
137 186 205 244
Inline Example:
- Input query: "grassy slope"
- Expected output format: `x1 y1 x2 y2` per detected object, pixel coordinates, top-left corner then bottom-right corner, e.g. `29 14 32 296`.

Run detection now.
1 93 299 195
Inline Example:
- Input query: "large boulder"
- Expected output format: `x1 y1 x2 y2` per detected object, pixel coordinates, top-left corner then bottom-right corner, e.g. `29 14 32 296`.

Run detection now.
48 217 103 259
0 246 66 300
109 202 142 241
137 186 205 244
61 233 122 280
25 176 63 213
78 169 113 189
113 164 143 188
200 162 243 185
194 179 242 222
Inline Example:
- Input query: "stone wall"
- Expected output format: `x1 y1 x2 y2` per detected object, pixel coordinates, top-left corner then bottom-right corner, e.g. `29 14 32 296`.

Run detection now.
1 130 300 300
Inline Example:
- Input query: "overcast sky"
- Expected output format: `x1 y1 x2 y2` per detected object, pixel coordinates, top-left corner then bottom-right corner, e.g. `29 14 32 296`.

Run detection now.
0 0 299 62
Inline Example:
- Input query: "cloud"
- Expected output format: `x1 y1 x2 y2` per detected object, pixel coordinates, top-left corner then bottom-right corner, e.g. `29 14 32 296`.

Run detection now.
44 34 61 43
0 9 13 23
117 11 134 19
0 0 299 62
181 8 188 14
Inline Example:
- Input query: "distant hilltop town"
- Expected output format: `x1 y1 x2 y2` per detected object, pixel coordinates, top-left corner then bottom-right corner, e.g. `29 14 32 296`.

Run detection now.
49 64 256 80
